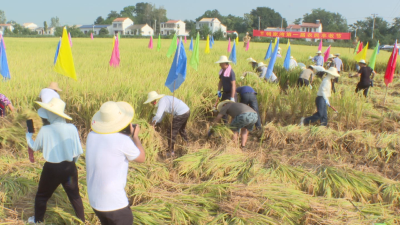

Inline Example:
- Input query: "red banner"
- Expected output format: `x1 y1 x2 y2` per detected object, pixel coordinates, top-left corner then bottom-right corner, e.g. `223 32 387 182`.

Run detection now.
253 30 351 40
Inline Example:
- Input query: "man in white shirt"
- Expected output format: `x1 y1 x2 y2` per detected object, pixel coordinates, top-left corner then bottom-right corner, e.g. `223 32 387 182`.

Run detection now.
312 51 324 66
144 91 190 156
258 62 278 83
86 101 146 225
333 53 344 74
300 67 340 126
26 98 85 224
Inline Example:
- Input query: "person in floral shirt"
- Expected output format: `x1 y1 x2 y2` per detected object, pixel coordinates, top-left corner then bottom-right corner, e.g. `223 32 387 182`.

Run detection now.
0 93 14 117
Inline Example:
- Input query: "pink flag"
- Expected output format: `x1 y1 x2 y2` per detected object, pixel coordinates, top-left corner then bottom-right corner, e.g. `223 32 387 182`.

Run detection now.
177 38 179 45
184 36 187 44
91 33 94 40
148 36 153 49
323 45 331 62
110 36 120 67
68 32 72 47
227 38 231 53
318 39 322 51
245 40 250 51
0 34 2 40
384 40 398 87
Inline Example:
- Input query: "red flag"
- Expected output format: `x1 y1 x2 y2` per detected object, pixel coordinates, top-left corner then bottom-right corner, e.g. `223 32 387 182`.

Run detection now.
357 42 363 54
384 40 398 87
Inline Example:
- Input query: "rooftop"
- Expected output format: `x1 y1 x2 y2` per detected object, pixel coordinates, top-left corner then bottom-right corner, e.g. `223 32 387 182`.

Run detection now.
113 18 131 22
199 18 220 23
0 24 12 26
165 20 182 24
79 25 110 29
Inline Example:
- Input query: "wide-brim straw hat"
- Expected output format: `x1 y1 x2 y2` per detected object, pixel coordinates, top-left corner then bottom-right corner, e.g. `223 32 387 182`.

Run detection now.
144 91 165 104
48 82 62 92
316 51 322 54
246 58 257 63
91 101 134 134
257 62 267 68
358 59 367 64
329 54 334 58
325 67 340 77
215 55 231 64
217 100 234 112
35 98 72 120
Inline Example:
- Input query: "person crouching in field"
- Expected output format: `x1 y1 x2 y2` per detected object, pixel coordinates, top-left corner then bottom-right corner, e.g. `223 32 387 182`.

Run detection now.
236 86 262 130
349 59 375 97
300 67 340 127
0 93 15 117
210 100 258 149
26 98 85 224
144 91 190 157
86 101 145 225
258 62 278 83
297 66 314 87
247 58 258 71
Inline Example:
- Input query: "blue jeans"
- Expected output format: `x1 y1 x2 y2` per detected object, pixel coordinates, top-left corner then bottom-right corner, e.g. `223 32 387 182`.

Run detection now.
304 96 328 126
239 93 262 129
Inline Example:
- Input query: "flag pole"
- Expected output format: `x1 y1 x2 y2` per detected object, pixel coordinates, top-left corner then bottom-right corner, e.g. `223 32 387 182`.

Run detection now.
383 85 388 106
170 81 176 157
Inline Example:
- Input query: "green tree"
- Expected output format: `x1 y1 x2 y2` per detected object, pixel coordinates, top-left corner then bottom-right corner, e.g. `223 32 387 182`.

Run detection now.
135 2 153 24
249 7 287 30
50 17 60 28
44 21 48 33
99 27 109 36
302 8 347 32
120 6 136 22
195 9 224 23
213 30 223 40
94 16 105 25
0 10 6 24
68 26 85 37
199 24 211 39
293 18 302 25
103 11 120 24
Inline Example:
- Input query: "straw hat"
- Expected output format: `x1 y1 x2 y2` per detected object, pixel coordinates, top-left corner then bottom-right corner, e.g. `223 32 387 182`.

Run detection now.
257 62 267 68
290 56 294 59
308 56 313 60
325 67 340 77
246 58 257 63
278 47 282 50
91 101 134 134
329 54 334 59
217 100 234 112
277 51 281 54
334 53 340 56
358 59 367 64
48 82 62 92
316 50 322 54
144 91 165 104
35 98 72 120
215 55 231 64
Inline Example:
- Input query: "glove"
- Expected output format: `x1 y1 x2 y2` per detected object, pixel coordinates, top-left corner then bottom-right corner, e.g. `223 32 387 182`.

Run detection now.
230 97 235 102
325 99 330 106
309 84 313 90
217 91 222 98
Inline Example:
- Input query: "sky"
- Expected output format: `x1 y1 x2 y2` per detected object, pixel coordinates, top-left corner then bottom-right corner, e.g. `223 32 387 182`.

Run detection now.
1 0 399 27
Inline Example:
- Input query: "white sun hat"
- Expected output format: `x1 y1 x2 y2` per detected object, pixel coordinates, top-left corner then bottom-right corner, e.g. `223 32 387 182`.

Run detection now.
325 67 340 77
91 101 135 134
215 55 231 64
329 54 334 58
290 56 294 59
246 58 257 63
144 91 165 104
316 50 322 54
257 62 267 68
35 98 72 120
358 59 367 64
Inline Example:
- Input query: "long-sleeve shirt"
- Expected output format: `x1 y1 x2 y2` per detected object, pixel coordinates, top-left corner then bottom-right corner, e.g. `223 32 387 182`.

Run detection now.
333 58 343 72
26 110 83 163
259 66 277 82
313 55 324 66
152 96 189 124
289 59 298 69
317 76 333 100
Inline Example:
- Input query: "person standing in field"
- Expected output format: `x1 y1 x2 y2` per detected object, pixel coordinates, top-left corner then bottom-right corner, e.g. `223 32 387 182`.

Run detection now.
300 67 340 126
210 100 258 149
216 56 237 102
236 86 262 130
325 54 336 68
312 51 324 66
243 32 251 47
333 53 344 73
258 62 278 83
297 66 315 87
144 91 190 156
26 98 85 224
86 101 145 225
0 93 15 117
349 59 375 97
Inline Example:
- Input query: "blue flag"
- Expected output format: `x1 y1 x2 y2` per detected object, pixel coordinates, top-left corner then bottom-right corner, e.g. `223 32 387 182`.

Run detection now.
165 38 187 92
283 45 291 71
229 41 237 64
266 38 279 80
54 39 61 65
264 41 272 60
189 37 193 51
0 39 10 80
209 35 213 49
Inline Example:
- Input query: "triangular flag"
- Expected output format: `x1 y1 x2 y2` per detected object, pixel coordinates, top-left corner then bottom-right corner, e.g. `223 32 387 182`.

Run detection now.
284 45 291 71
112 36 116 49
148 36 153 49
209 35 213 49
0 38 11 79
384 40 398 87
264 41 272 60
229 41 237 64
287 39 290 50
227 38 231 53
91 32 94 40
354 41 360 55
189 37 193 51
167 33 178 58
245 40 250 51
354 42 369 62
54 38 61 65
318 39 322 51
368 41 379 70
54 27 77 80
165 38 187 92
118 33 120 40
357 42 363 54
68 32 72 47
110 35 120 67
236 35 239 45
266 38 279 79
157 34 161 51
190 32 200 70
184 35 187 44
323 45 331 62
205 35 210 54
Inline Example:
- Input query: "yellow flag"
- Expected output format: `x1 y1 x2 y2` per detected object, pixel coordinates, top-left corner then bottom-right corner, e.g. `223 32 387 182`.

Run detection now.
354 42 369 62
54 27 77 80
274 37 277 45
236 34 239 45
205 35 210 54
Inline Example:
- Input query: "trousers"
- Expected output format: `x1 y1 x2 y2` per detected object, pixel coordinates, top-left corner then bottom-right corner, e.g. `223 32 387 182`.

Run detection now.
297 78 310 87
355 83 370 97
167 111 190 151
239 93 262 129
303 96 328 126
93 206 133 225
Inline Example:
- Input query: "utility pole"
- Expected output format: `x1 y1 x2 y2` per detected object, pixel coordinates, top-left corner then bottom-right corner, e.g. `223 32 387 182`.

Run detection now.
154 19 157 34
371 14 378 39
281 17 283 30
258 16 260 39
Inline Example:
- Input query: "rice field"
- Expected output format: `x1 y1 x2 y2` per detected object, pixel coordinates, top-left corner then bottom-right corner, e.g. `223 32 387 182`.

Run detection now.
1 37 400 224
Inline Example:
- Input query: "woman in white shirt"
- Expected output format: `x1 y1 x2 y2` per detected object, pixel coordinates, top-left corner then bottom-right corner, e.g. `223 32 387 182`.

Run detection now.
86 101 145 225
26 98 85 224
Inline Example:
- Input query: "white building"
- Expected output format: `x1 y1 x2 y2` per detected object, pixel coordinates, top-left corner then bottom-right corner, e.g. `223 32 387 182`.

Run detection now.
264 27 284 32
23 23 38 30
112 17 134 35
35 27 55 35
0 24 14 35
286 20 323 41
79 25 112 35
126 24 154 36
160 20 186 36
196 18 227 36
